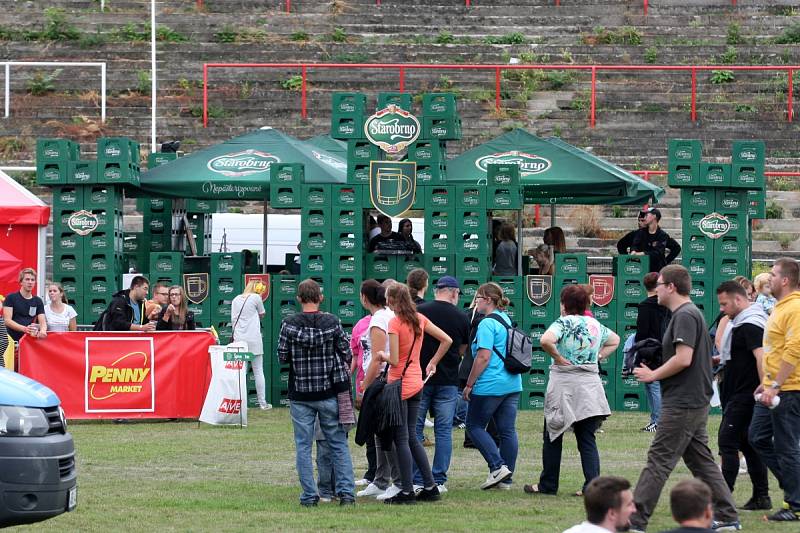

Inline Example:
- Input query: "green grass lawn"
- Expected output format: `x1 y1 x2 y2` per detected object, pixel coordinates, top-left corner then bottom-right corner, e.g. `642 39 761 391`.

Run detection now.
11 411 785 532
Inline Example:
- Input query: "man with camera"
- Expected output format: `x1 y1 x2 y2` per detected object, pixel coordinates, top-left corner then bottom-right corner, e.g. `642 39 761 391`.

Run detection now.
630 265 739 532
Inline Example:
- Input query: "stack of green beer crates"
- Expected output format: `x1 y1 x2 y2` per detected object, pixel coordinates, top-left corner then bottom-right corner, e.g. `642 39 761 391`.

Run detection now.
185 199 221 256
268 274 298 407
670 139 765 324
36 138 80 186
331 92 367 142
97 137 140 186
611 254 651 412
51 183 124 323
209 252 247 345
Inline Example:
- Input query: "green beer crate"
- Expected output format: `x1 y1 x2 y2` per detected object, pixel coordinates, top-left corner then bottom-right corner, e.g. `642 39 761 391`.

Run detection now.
591 301 617 327
143 211 172 235
55 274 82 308
84 274 118 301
522 299 556 328
426 209 456 234
422 93 458 117
211 277 243 301
685 256 712 279
87 231 123 254
522 367 548 390
347 163 369 184
333 208 363 233
377 92 412 109
347 139 381 164
331 116 363 140
519 390 545 410
269 184 301 209
667 162 700 188
458 256 491 279
618 278 646 304
491 276 524 300
67 160 97 185
668 139 702 163
272 298 300 326
301 229 331 253
332 230 363 254
460 278 486 303
397 255 425 279
732 140 765 166
53 186 83 212
150 252 183 276
458 232 488 255
273 275 298 299
681 211 706 235
615 389 648 412
715 189 748 212
531 348 550 369
330 297 363 324
487 163 520 187
333 253 363 277
690 278 713 304
271 163 304 186
425 231 455 255
147 152 178 169
455 209 488 235
301 206 332 230
683 232 713 259
613 255 650 279
86 251 122 275
680 188 714 211
36 138 80 162
332 184 363 207
188 301 211 328
714 235 748 261
747 189 766 219
84 185 122 211
425 255 454 278
52 209 77 236
554 254 588 277
136 196 171 212
210 298 233 323
525 322 549 349
554 276 588 298
408 140 446 164
98 137 139 163
422 116 462 140
332 92 367 115
425 186 454 210
455 184 486 209
714 258 748 280
300 253 330 278
332 276 361 299
366 254 397 280
731 164 765 190
185 199 223 214
504 298 523 325
98 161 140 186
617 301 640 323
302 184 332 207
54 231 82 256
699 162 730 188
417 163 445 185
36 161 69 186
488 186 522 210
85 297 114 325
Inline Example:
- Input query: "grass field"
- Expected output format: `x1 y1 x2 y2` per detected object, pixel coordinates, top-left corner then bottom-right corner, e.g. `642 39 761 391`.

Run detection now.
10 410 786 533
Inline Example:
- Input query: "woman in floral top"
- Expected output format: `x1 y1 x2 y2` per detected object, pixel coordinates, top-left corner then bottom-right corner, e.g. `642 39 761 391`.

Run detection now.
524 284 619 497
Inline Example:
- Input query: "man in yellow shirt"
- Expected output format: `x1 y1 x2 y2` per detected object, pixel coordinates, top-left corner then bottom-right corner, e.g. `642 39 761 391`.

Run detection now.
748 257 800 522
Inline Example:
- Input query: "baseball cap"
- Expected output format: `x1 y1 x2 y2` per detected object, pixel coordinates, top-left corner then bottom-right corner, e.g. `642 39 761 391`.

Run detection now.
637 210 647 219
644 207 662 221
435 276 460 289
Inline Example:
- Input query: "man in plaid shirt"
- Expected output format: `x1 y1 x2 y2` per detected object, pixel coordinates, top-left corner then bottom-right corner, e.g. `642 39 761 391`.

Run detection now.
277 279 355 507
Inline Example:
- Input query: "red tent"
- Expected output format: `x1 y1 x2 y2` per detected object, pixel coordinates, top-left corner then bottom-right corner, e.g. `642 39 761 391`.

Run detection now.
0 171 49 299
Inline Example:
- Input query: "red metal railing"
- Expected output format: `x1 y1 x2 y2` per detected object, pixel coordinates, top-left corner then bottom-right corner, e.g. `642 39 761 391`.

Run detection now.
630 171 800 181
202 62 798 128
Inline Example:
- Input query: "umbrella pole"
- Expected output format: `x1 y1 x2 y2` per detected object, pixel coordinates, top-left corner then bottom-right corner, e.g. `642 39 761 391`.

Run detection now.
262 199 268 274
517 215 522 276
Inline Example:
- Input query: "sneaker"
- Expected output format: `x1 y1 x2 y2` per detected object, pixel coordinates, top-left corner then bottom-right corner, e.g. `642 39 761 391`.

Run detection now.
318 496 333 503
481 465 512 490
738 456 748 475
259 403 273 410
711 520 742 530
300 500 318 508
376 485 402 501
416 486 441 502
383 491 416 505
413 484 423 495
766 508 800 521
494 481 512 490
437 485 448 494
641 423 657 432
339 498 355 507
354 478 371 487
456 422 466 430
424 418 434 428
357 483 385 498
741 495 772 511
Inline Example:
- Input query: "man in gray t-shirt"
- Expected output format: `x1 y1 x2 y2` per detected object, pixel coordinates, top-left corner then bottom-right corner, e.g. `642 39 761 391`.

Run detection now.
629 266 738 532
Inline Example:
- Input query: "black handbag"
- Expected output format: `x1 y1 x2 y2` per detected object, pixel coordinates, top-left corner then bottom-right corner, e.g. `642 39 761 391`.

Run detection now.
377 333 418 431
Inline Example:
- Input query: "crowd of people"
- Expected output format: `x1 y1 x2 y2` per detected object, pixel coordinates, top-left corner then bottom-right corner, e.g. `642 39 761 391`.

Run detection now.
269 256 800 531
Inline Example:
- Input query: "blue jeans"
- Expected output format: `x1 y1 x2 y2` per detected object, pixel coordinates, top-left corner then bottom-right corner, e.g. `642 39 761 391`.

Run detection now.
316 438 334 499
645 380 661 425
454 391 468 425
748 392 800 510
466 392 520 481
413 384 459 485
289 397 355 504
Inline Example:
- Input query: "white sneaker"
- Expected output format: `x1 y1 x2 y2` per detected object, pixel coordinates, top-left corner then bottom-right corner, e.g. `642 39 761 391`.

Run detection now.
319 496 332 503
413 484 424 495
357 483 385 497
481 465 512 490
424 418 434 428
494 482 511 490
259 403 273 410
376 484 401 501
437 485 448 494
738 457 748 475
354 478 370 487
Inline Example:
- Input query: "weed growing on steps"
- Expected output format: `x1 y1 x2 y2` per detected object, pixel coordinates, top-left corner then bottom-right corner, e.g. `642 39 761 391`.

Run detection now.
726 22 744 45
27 69 62 96
0 137 28 159
710 70 735 84
644 46 658 64
774 22 800 44
281 75 303 92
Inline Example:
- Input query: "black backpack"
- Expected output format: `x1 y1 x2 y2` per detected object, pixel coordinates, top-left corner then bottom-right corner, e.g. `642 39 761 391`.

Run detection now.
486 313 533 375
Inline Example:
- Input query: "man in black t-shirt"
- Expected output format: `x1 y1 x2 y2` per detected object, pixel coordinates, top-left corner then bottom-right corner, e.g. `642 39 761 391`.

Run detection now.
631 265 739 532
715 281 771 510
631 207 681 273
412 275 470 490
3 268 46 343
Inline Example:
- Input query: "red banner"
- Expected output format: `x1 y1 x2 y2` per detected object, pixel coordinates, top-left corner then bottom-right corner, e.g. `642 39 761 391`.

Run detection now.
19 331 216 420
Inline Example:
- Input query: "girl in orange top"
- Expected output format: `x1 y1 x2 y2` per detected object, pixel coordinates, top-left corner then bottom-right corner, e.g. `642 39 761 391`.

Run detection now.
377 283 452 504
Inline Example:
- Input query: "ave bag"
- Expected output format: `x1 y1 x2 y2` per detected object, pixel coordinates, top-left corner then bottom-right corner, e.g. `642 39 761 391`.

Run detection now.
486 313 533 375
199 343 250 426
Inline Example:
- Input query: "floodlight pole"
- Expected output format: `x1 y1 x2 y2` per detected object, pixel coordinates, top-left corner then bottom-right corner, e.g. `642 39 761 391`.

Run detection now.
151 0 157 153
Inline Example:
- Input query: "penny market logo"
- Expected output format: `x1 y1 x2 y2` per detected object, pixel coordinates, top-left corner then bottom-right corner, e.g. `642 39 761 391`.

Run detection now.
698 213 731 240
207 150 279 177
86 338 155 412
475 151 551 175
364 105 421 154
68 210 99 236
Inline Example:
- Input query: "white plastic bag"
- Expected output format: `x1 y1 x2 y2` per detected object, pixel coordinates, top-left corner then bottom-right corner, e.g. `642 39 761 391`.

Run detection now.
200 342 249 426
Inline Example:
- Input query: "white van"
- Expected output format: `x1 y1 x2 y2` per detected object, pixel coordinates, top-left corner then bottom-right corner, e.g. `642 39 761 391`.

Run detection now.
211 213 425 269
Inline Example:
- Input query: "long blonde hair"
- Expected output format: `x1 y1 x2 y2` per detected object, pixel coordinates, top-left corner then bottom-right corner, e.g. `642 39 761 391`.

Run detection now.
168 285 188 325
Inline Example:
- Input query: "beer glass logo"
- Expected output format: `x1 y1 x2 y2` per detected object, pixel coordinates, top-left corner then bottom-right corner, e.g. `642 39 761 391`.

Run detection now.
526 275 553 306
698 213 731 240
589 275 615 307
369 161 417 218
207 150 279 177
68 210 99 236
364 105 421 154
476 152 551 175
